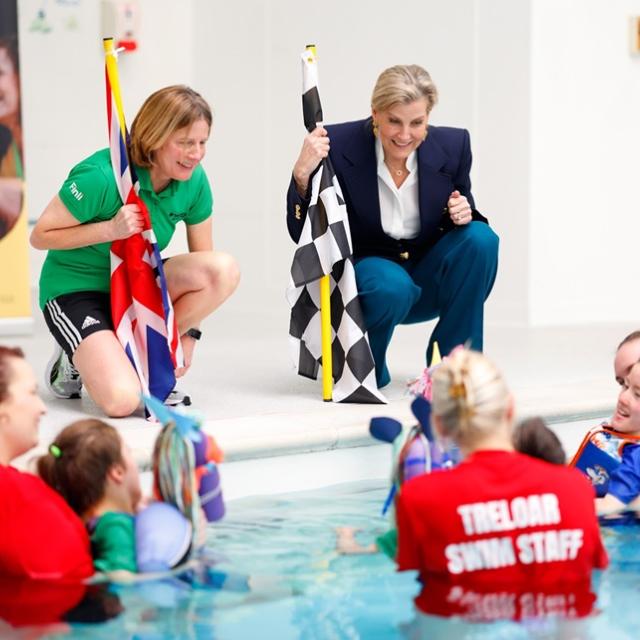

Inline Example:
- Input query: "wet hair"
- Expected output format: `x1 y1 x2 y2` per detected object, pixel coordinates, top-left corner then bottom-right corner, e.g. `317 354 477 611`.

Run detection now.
37 419 124 517
371 64 438 114
129 85 212 168
617 330 640 351
431 348 510 448
0 345 24 403
513 416 566 465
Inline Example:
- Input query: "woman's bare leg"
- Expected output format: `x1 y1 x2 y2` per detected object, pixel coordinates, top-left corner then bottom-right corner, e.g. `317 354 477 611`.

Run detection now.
164 250 240 377
72 331 141 417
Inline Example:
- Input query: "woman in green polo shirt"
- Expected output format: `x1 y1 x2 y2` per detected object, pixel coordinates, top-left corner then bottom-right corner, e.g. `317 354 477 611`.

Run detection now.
30 85 239 417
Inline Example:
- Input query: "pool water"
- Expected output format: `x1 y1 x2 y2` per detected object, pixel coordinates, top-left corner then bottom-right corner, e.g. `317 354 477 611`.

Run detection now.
24 481 640 639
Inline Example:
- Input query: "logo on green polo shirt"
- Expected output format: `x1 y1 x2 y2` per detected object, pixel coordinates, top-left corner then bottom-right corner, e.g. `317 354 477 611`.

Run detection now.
168 211 185 223
69 181 84 201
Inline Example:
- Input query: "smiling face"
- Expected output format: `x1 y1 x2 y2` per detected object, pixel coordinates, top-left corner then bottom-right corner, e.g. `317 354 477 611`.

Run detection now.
149 118 210 191
612 363 640 435
0 357 46 464
372 99 429 166
0 46 19 123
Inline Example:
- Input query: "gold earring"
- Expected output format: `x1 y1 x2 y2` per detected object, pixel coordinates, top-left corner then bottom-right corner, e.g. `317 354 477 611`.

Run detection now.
372 121 379 138
422 126 429 142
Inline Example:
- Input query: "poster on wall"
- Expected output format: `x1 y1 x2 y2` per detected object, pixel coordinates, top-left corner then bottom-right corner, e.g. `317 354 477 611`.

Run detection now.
0 0 31 332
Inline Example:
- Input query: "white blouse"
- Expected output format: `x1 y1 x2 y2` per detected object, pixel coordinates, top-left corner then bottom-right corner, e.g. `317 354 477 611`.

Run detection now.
375 137 421 240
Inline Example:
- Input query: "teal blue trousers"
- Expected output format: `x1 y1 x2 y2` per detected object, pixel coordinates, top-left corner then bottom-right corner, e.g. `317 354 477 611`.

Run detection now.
354 222 499 387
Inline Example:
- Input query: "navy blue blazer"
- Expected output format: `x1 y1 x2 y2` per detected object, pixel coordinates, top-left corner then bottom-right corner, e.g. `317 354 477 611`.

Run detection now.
286 118 488 263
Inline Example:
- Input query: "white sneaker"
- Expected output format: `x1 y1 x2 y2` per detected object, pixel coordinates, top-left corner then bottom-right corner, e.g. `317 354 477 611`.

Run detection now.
165 388 192 407
45 344 82 399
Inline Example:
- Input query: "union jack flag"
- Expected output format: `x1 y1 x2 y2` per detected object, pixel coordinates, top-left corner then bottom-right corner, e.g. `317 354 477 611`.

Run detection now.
104 41 181 402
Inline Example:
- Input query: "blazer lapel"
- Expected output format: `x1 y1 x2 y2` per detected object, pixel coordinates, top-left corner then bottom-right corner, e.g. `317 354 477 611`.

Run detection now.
417 131 454 234
339 121 386 239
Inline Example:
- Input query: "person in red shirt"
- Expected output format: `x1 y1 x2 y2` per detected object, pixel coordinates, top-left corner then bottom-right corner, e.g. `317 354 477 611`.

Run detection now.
0 346 94 581
396 348 608 588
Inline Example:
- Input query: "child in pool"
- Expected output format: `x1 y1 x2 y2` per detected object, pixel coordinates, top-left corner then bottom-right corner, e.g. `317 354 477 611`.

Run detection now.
37 419 145 573
513 416 566 465
38 419 202 576
596 359 640 515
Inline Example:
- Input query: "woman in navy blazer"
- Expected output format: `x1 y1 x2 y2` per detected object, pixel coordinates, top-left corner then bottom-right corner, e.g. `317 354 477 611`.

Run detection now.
287 65 498 387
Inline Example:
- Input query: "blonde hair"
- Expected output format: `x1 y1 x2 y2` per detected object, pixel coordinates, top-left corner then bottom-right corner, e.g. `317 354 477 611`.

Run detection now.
371 65 438 114
129 85 212 168
431 348 510 448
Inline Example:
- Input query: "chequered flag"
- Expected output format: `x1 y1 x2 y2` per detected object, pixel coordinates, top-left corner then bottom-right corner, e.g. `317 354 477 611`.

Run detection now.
286 48 386 404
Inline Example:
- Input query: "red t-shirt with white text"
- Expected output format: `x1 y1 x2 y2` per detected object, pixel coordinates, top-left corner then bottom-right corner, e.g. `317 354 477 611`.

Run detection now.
396 450 607 585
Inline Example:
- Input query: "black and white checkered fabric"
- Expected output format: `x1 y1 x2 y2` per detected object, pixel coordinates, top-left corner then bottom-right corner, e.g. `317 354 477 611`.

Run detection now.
286 49 386 404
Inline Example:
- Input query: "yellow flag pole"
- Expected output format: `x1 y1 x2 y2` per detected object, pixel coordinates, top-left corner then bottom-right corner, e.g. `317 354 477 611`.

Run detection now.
430 341 442 367
305 44 333 402
320 274 332 401
103 38 127 143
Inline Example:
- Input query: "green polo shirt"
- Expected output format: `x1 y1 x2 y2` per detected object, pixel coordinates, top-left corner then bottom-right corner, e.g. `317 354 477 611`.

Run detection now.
38 148 213 308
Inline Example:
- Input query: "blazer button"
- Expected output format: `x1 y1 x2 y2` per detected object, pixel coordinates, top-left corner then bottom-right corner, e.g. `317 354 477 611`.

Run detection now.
294 204 302 220
399 251 410 261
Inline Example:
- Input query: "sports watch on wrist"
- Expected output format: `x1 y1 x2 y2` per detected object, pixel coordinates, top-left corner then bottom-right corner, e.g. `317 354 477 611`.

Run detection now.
184 328 202 341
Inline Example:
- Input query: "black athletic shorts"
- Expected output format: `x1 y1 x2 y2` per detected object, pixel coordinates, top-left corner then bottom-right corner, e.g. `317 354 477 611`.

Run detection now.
43 291 113 359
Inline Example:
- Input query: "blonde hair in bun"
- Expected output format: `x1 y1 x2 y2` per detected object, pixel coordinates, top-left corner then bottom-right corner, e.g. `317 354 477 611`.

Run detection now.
431 348 511 448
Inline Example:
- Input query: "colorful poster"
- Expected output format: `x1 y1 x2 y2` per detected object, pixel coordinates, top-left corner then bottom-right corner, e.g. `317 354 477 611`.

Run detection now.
0 0 31 330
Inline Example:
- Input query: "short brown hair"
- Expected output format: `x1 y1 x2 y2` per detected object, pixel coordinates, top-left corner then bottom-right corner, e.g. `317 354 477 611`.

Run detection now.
513 417 566 465
371 65 438 114
0 346 24 403
37 419 123 517
129 85 212 168
618 330 640 351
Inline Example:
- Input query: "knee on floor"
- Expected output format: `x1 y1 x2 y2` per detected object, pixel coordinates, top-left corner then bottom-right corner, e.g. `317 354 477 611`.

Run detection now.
99 389 140 418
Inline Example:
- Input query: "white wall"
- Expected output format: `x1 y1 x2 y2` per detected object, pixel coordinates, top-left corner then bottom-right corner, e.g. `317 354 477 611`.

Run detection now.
529 0 640 325
17 0 640 327
473 0 532 327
